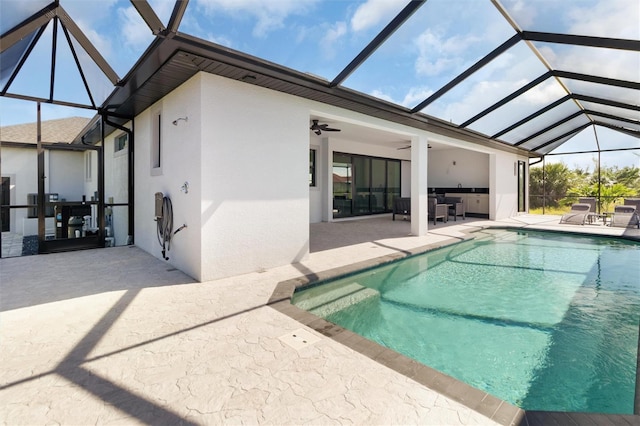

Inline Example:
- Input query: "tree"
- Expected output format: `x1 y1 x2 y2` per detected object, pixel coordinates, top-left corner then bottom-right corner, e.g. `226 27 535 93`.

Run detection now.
529 162 573 208
529 159 639 213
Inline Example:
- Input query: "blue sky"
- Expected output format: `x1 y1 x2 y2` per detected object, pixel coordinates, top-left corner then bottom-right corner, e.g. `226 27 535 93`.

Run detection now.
0 0 638 169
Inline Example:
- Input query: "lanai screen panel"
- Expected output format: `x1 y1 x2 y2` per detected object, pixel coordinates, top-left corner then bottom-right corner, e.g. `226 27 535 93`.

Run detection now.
178 0 411 82
469 79 567 137
340 0 516 108
0 0 50 32
499 100 582 144
500 0 639 39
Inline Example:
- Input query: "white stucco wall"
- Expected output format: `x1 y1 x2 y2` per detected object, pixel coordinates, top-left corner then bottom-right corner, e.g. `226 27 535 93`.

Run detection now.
49 150 84 201
427 148 489 189
134 74 202 280
2 147 38 233
200 73 309 281
129 70 530 281
491 152 526 220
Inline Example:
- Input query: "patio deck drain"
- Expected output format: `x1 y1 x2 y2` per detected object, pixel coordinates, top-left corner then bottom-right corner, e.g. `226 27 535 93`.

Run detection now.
278 328 321 351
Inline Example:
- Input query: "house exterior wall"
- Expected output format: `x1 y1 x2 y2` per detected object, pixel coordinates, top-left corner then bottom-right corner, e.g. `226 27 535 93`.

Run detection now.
129 70 529 281
200 73 309 281
133 74 203 280
491 152 525 220
2 147 38 233
49 150 85 201
427 148 489 189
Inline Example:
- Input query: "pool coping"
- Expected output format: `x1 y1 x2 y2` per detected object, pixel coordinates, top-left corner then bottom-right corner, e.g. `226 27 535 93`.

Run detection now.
268 225 640 426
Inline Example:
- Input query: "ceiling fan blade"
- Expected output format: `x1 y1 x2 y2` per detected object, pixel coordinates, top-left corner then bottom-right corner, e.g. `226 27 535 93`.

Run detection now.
310 119 341 134
397 144 431 150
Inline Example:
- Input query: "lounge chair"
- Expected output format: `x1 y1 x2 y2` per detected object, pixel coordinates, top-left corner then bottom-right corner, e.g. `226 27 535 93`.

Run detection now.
428 196 448 225
578 197 598 224
611 205 640 228
559 203 593 225
392 197 411 221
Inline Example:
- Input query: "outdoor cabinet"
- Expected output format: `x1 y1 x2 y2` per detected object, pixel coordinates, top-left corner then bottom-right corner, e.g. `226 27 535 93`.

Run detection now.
445 193 489 215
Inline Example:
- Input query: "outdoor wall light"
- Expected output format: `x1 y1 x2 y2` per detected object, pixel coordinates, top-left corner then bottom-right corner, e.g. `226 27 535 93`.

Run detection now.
172 116 188 126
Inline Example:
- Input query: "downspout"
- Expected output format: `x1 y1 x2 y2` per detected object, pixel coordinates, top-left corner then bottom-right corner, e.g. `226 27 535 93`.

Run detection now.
542 156 546 215
593 126 601 213
37 102 45 250
98 115 105 247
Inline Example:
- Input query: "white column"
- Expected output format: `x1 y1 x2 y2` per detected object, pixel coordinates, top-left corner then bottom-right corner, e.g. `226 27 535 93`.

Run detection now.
411 135 429 236
321 137 331 222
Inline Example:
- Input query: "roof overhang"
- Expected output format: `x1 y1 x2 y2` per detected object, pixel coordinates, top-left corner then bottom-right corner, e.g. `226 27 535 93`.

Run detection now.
81 33 535 157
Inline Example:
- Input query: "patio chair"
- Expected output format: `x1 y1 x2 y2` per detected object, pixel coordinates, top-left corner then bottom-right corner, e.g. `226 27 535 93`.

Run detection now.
428 196 448 225
559 203 593 225
611 205 640 228
392 197 411 221
444 196 465 221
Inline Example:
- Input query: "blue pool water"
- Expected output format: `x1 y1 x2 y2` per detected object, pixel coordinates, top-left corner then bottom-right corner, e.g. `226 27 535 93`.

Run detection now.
292 229 640 413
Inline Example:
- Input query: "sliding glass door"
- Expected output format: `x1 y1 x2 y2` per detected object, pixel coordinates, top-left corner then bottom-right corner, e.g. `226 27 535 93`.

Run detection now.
333 152 400 218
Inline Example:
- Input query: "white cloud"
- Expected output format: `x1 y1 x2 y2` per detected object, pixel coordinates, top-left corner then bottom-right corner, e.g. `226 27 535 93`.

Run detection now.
414 29 480 77
320 21 347 59
351 0 401 32
323 21 347 44
74 19 113 60
520 79 566 105
370 89 396 104
118 6 154 51
196 0 319 37
148 0 176 27
370 86 434 108
568 0 639 39
499 0 537 28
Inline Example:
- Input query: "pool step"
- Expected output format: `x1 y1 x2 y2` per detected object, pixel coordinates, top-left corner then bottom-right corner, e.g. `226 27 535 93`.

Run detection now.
293 281 380 318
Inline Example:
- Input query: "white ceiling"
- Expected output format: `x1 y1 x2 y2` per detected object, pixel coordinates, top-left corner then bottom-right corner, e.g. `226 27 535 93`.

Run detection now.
309 116 448 150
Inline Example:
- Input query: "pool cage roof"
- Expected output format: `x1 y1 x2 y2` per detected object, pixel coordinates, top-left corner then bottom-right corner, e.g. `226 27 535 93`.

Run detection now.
1 0 638 159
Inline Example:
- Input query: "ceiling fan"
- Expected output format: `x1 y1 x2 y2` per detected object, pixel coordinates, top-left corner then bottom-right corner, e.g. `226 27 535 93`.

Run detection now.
310 119 341 135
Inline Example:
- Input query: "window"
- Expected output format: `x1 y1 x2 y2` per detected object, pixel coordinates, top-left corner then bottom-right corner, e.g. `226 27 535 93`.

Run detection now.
151 110 162 175
85 151 92 182
115 133 127 153
309 149 316 187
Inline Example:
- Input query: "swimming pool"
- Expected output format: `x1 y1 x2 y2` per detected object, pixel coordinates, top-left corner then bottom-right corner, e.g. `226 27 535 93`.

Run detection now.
292 229 640 414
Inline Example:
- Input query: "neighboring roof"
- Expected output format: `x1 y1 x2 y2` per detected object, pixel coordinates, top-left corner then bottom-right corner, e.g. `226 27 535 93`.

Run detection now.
0 116 90 144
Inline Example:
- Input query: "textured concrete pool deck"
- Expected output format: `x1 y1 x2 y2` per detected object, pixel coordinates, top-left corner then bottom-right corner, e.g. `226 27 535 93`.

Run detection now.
1 215 639 425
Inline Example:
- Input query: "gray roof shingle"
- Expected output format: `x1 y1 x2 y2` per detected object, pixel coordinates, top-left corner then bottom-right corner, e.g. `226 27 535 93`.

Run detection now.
0 117 91 144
